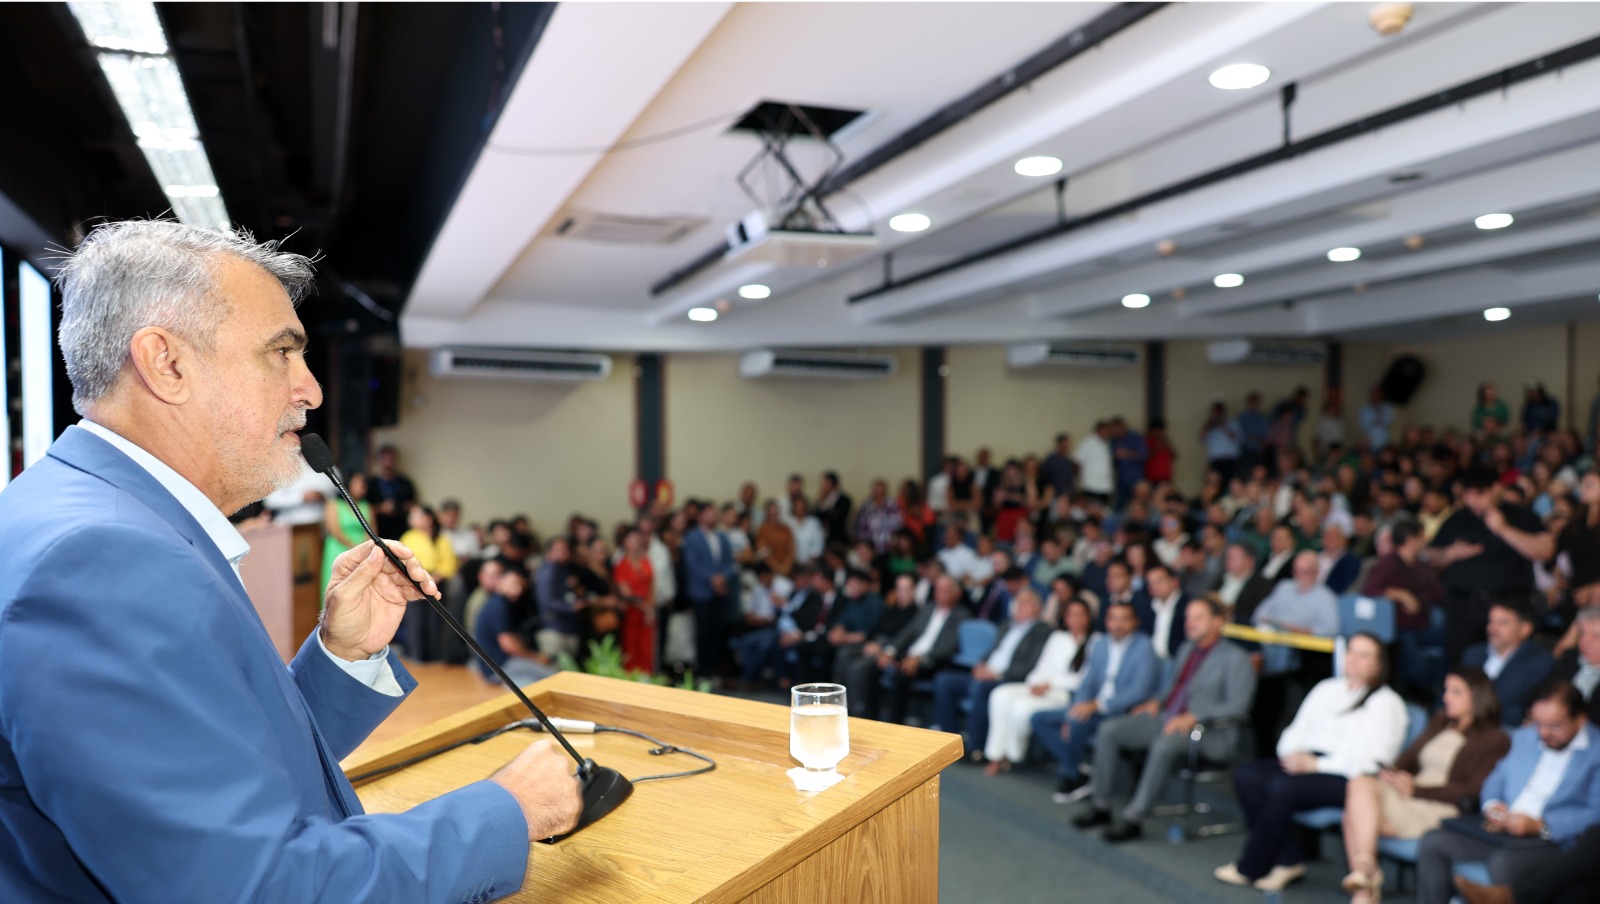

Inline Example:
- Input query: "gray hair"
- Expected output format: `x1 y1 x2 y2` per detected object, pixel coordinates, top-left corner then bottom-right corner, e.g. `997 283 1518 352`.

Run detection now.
1578 607 1600 629
54 220 317 415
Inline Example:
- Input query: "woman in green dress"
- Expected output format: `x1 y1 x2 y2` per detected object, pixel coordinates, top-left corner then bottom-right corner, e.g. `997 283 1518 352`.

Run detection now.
321 471 372 599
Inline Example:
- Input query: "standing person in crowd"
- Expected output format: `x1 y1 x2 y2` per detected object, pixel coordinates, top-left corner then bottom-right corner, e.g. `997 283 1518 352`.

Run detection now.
397 505 457 661
638 515 677 621
1145 421 1176 486
612 527 656 673
1428 467 1552 669
1414 680 1600 904
1075 422 1115 505
816 470 854 550
754 499 796 576
1462 599 1556 727
1031 600 1161 802
786 496 826 566
984 596 1098 776
1360 386 1397 452
1239 392 1270 476
898 479 935 554
927 456 957 519
684 504 739 681
1215 634 1407 892
1339 667 1510 904
933 587 1052 750
1111 418 1148 510
855 478 904 554
1202 401 1242 484
369 444 417 540
321 471 371 595
535 536 581 660
1473 381 1511 435
1075 598 1256 842
1522 381 1560 435
1043 434 1078 501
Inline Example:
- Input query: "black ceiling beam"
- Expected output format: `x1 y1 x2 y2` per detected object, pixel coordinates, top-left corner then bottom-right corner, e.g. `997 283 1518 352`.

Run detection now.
849 32 1600 305
649 2 1166 298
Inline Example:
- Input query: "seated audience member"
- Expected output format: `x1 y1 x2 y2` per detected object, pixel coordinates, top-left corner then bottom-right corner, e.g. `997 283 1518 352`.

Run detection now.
1032 601 1160 802
936 524 987 586
984 597 1098 775
1415 680 1600 904
1135 563 1188 662
1455 824 1600 904
970 555 1018 623
840 574 922 693
1340 667 1511 904
728 564 791 687
1074 598 1257 842
933 587 1052 745
438 499 481 562
1099 558 1148 625
535 536 581 659
771 567 830 687
1070 518 1105 573
471 565 556 687
754 500 796 576
1153 515 1189 568
462 556 505 640
786 497 825 566
862 576 972 724
1176 540 1220 600
1463 599 1557 727
792 569 882 686
1319 524 1363 594
1553 608 1600 724
1215 542 1275 625
1363 520 1445 697
1259 524 1299 584
611 527 656 673
1031 537 1075 589
1253 550 1341 637
1216 634 1407 892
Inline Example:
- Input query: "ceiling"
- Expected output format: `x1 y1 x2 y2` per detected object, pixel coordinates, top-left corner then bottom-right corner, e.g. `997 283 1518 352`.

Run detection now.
401 1 1600 352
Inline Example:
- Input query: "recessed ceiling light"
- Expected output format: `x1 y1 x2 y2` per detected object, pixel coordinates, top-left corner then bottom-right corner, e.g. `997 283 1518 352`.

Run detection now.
889 213 931 233
1213 273 1245 288
687 307 718 322
1483 307 1511 322
1208 63 1271 90
1475 213 1514 230
1015 156 1063 177
1327 247 1362 262
737 284 771 300
1122 293 1151 309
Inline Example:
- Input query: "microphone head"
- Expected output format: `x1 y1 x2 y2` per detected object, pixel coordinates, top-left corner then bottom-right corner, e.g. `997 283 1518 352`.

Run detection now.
299 433 336 475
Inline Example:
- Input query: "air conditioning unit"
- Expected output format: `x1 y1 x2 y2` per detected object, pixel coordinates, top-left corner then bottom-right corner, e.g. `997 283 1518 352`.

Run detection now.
1206 340 1327 367
428 348 613 382
739 348 897 380
1008 342 1142 369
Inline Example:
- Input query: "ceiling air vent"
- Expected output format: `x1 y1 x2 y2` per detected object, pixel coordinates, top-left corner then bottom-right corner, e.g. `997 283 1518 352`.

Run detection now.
1008 343 1142 369
552 209 705 245
739 349 896 380
428 348 613 382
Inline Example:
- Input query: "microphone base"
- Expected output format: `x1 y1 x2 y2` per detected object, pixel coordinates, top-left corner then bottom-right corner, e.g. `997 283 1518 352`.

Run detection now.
538 760 633 844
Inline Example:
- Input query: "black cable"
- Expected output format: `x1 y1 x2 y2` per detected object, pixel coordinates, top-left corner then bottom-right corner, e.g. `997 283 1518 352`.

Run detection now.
347 720 716 786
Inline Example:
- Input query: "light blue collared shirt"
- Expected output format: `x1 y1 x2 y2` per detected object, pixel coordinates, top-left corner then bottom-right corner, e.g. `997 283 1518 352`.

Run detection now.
77 421 402 696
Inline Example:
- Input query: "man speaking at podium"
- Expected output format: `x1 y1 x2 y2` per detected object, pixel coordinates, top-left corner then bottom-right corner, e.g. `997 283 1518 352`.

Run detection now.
0 221 580 901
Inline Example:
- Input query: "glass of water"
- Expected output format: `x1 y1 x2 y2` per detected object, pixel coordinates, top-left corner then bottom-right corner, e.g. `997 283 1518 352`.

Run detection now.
790 683 849 776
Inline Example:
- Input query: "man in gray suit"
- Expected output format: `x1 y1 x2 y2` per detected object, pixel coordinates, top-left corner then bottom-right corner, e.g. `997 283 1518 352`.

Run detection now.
1074 597 1257 842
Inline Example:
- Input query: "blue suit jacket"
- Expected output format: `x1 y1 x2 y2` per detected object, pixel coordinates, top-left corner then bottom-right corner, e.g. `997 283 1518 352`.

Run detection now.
1479 723 1600 848
0 427 527 902
682 528 737 602
1462 642 1557 727
1069 632 1161 716
1324 553 1362 595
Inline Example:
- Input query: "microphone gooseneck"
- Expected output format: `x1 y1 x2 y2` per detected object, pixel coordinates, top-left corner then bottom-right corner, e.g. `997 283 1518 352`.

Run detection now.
302 435 633 841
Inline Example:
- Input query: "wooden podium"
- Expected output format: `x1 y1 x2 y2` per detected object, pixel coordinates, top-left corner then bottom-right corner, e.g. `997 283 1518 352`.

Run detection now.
344 673 963 902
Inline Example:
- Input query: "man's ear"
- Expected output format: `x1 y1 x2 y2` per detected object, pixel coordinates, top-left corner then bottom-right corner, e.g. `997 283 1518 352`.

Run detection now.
127 326 193 405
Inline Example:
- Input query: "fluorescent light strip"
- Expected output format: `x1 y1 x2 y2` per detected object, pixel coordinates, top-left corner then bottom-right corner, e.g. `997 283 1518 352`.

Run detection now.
68 4 231 230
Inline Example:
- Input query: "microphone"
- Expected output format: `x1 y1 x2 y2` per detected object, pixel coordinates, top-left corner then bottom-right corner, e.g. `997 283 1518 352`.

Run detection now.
299 434 631 841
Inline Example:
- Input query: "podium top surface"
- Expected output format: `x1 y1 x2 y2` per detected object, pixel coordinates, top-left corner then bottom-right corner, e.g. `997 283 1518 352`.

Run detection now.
344 672 963 903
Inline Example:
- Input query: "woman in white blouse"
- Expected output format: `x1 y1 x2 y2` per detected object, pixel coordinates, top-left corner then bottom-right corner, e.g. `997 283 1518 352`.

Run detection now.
982 597 1097 776
1214 633 1408 891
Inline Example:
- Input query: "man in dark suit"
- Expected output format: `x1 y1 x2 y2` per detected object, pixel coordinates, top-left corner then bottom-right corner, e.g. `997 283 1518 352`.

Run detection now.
1136 563 1189 662
1100 558 1149 632
933 586 1053 748
1552 608 1600 725
1076 598 1257 842
1462 599 1556 726
863 576 971 724
1216 542 1275 625
1319 523 1363 594
683 504 739 679
816 470 854 550
792 569 883 685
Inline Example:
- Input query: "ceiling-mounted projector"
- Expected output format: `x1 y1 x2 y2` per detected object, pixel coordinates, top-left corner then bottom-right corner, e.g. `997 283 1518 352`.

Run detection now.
723 210 876 269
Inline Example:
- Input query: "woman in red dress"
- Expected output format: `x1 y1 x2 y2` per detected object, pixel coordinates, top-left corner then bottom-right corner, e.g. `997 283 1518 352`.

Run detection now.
612 526 656 673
